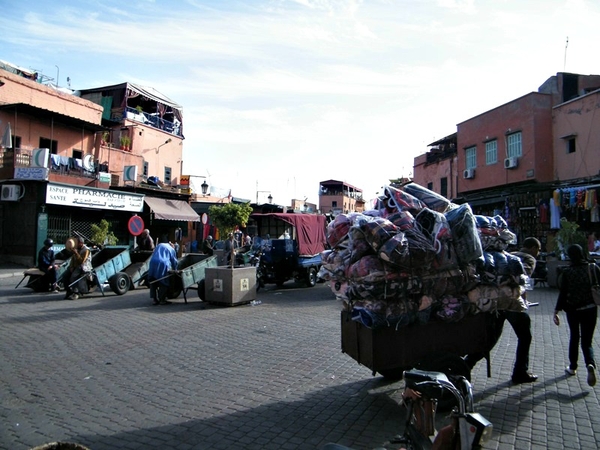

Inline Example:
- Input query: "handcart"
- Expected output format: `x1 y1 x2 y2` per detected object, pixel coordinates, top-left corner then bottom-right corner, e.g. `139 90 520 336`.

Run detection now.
166 253 218 303
15 257 72 292
341 310 491 381
124 250 154 289
83 246 133 296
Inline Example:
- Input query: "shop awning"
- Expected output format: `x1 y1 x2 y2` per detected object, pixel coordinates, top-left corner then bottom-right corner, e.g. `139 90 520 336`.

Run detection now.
144 197 200 221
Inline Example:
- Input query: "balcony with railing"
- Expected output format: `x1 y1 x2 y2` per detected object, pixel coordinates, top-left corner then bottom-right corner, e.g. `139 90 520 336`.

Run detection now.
1 148 107 181
112 107 182 138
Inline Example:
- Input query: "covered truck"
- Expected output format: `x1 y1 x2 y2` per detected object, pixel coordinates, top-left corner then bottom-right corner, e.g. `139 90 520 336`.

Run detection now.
250 213 327 287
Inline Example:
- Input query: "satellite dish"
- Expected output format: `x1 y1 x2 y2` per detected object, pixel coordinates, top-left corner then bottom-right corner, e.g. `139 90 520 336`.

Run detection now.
83 154 94 172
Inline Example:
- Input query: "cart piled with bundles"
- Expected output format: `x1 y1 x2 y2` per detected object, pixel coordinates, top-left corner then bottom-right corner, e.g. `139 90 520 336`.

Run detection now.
319 183 529 379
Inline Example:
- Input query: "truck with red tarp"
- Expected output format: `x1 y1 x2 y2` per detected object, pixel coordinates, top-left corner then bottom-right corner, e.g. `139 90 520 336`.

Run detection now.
249 213 327 287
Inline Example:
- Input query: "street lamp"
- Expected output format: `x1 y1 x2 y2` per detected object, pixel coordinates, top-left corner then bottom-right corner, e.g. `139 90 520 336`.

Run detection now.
188 175 208 196
256 190 272 203
156 138 172 153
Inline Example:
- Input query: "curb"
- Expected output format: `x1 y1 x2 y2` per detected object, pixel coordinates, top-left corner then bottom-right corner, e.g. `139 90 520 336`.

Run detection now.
0 271 24 280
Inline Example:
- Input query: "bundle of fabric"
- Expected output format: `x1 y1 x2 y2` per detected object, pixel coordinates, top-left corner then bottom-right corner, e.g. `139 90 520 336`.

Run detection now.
326 213 355 249
420 268 470 298
415 208 456 271
319 249 350 281
403 182 454 213
382 210 438 270
434 295 468 323
476 214 517 251
351 297 418 329
384 185 425 213
322 182 526 329
445 203 483 266
467 284 526 313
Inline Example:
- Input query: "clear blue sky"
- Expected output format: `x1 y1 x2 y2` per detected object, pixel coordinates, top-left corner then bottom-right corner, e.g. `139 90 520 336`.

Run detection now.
1 0 599 205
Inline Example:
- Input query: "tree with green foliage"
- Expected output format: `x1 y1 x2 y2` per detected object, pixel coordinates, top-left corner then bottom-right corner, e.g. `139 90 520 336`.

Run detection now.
553 217 588 259
90 219 118 247
208 202 253 237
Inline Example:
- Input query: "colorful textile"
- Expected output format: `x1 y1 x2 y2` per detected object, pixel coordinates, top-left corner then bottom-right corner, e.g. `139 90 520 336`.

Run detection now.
384 185 425 213
445 203 482 266
361 217 399 251
402 182 452 213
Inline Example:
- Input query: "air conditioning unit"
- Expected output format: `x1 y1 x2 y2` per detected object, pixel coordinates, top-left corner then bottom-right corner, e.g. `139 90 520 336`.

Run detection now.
504 157 519 169
1 184 21 201
463 169 475 179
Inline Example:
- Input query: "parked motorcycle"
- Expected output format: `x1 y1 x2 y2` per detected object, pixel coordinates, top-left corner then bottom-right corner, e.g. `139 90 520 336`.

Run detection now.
247 247 264 291
322 369 492 450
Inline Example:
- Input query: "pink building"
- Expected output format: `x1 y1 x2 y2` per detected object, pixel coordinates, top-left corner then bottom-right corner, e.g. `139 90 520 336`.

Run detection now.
0 62 196 264
456 92 554 193
412 133 458 201
553 89 600 183
413 72 600 247
318 180 365 215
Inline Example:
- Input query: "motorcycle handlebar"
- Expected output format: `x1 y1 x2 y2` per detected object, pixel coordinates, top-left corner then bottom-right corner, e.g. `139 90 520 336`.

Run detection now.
414 377 470 414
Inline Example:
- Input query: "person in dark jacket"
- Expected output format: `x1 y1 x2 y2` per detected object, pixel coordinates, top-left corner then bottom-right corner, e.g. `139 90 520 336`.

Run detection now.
511 237 541 306
511 237 540 280
465 237 541 384
202 235 214 256
554 244 599 386
37 238 58 292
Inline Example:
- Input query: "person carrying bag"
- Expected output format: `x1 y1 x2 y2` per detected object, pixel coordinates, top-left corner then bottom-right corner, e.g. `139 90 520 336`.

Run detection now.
553 244 600 386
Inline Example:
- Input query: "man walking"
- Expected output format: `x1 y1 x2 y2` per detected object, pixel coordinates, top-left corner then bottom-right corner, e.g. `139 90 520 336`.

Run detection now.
465 237 541 384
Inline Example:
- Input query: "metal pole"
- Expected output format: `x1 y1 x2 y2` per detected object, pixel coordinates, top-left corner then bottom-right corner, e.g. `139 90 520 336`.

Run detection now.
55 65 59 88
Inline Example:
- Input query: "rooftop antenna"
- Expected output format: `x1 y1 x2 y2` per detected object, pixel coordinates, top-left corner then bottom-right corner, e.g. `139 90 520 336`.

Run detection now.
564 36 569 71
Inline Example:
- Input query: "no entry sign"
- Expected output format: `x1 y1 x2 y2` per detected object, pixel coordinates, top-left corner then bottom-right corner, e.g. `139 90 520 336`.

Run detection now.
128 215 145 236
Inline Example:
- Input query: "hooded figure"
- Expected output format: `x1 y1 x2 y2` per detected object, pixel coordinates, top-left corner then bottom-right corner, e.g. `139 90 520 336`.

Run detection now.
148 236 178 305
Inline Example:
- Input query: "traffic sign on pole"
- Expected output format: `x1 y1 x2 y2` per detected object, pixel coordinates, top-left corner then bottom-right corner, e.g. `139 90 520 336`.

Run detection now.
128 215 145 236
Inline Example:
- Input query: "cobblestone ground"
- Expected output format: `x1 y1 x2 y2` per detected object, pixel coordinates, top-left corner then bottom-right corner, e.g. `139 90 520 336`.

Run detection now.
0 273 599 449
